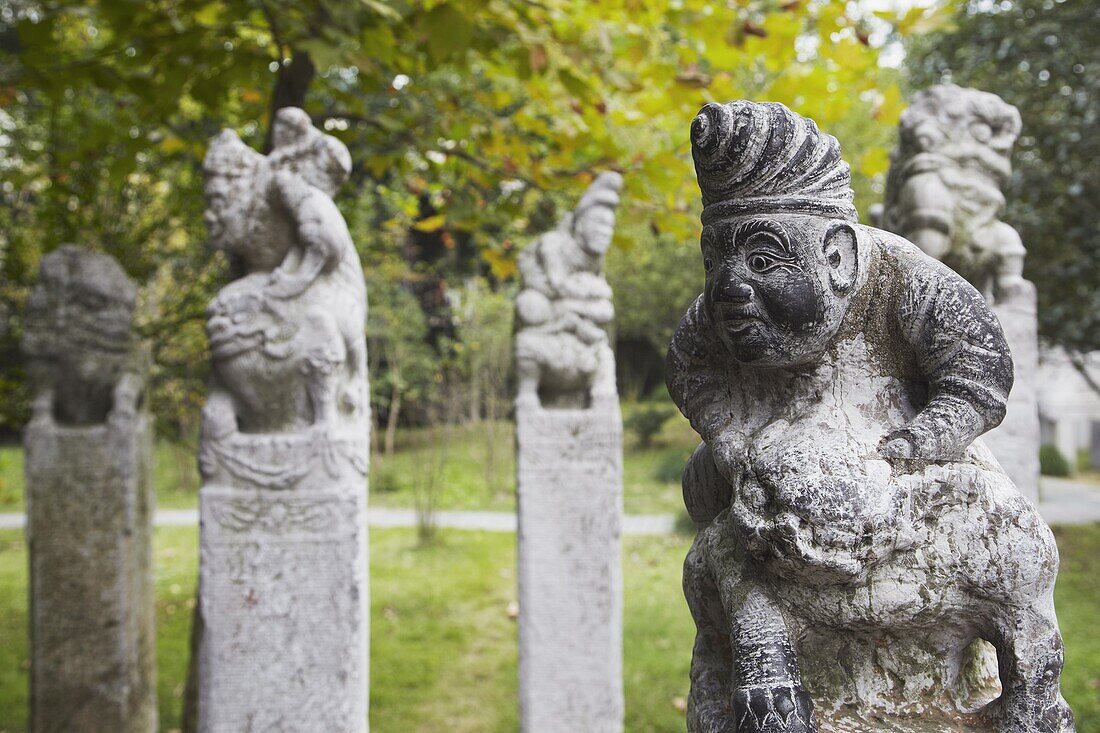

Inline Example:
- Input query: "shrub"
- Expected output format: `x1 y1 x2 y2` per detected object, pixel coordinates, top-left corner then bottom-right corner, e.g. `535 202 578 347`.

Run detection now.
1040 444 1071 477
625 404 675 449
653 447 689 484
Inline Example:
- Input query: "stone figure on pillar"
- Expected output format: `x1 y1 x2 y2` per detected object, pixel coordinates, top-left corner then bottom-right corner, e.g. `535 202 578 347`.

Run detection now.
880 84 1025 302
879 84 1040 500
668 100 1073 733
515 171 621 409
187 107 370 733
23 245 157 733
514 172 625 733
24 245 146 429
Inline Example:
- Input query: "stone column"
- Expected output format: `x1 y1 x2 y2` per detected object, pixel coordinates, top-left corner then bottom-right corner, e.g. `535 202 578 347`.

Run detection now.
988 283 1041 495
514 172 625 733
880 84 1040 500
190 108 370 732
23 245 156 733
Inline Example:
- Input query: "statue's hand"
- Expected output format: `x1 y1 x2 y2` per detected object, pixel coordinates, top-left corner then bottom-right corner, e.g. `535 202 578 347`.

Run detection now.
731 685 816 733
880 435 915 460
880 429 964 462
266 268 311 299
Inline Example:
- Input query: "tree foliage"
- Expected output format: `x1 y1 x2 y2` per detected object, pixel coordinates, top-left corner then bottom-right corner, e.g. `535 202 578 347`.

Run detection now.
1 0 915 432
905 0 1100 352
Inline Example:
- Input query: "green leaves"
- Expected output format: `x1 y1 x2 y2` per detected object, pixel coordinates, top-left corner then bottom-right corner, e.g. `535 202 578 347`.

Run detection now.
422 4 473 64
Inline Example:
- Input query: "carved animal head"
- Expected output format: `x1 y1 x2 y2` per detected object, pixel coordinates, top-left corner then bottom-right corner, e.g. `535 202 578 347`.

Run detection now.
690 101 867 367
23 245 137 373
205 275 296 362
894 84 1021 180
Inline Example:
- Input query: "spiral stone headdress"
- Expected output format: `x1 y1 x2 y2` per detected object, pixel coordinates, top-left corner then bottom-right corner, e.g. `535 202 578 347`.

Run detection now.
691 101 857 224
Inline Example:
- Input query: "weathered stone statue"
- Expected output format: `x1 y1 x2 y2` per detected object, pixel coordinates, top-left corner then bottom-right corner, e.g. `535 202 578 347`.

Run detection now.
879 84 1040 500
515 172 625 732
190 107 369 732
516 171 621 409
669 101 1074 733
23 245 156 733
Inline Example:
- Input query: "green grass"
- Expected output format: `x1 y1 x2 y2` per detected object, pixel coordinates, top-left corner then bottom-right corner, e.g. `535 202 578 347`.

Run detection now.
1052 524 1100 732
0 526 1096 732
0 526 694 732
0 441 202 512
0 408 699 516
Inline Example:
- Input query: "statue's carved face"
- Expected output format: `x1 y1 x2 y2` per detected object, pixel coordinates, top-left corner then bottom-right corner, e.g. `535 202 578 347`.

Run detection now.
701 215 858 367
575 204 616 256
203 169 259 254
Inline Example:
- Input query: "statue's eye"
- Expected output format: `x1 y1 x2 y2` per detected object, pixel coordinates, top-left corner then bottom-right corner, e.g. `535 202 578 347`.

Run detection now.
746 250 797 274
704 257 713 272
748 252 775 272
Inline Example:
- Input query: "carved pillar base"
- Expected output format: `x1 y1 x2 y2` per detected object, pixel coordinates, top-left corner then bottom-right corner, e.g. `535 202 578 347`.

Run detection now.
987 281 1041 502
516 401 624 733
25 417 157 733
194 433 368 733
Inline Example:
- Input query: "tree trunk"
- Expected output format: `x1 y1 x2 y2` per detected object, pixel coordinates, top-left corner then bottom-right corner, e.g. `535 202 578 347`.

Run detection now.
263 51 316 153
384 383 401 461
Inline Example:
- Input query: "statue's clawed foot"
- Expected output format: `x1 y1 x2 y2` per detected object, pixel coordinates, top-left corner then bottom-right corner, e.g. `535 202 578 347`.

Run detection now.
981 694 1075 733
732 685 816 733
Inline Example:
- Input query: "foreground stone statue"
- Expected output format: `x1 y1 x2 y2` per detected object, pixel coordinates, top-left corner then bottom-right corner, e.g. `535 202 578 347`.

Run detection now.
190 108 369 732
668 101 1074 733
515 172 625 732
880 84 1040 500
23 245 156 733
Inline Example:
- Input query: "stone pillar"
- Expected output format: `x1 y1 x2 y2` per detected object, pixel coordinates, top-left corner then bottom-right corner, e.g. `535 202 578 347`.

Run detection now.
987 283 1041 497
23 245 156 733
190 108 369 732
880 84 1040 501
516 404 623 732
514 172 625 733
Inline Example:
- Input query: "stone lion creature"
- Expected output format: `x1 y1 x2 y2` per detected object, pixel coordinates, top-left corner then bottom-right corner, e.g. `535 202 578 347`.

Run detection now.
668 101 1073 733
879 84 1025 302
515 171 621 409
200 107 367 444
23 245 144 427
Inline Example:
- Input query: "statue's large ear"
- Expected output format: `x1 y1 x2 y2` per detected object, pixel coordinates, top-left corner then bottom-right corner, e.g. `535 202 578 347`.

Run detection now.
823 222 859 295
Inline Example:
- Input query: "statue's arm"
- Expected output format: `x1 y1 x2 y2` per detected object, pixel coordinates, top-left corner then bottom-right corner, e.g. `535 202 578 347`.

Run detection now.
682 442 733 528
267 170 347 299
895 171 954 261
885 259 1012 460
109 371 143 424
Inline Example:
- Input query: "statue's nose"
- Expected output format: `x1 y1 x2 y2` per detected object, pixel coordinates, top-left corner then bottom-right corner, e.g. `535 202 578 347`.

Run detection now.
716 280 754 303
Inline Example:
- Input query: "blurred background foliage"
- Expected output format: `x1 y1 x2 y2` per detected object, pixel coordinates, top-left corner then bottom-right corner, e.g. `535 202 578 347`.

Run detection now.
1 0 1089 439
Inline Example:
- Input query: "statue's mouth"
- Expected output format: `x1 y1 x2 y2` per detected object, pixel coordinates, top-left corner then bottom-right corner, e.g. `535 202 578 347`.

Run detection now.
210 334 262 360
720 315 760 333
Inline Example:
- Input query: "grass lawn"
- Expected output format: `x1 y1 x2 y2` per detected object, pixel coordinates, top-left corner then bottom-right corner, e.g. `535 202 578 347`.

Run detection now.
0 406 699 516
0 525 1097 732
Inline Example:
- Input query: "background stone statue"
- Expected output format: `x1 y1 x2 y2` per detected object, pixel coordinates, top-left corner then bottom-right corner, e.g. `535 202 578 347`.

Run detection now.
879 84 1040 500
515 171 621 409
24 244 145 427
23 245 157 733
881 84 1024 301
187 107 369 733
514 172 625 732
668 100 1073 733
